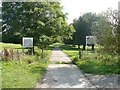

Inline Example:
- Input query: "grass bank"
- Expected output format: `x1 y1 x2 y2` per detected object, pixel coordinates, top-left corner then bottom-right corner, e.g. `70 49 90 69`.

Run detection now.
2 60 48 88
1 42 52 88
60 44 120 75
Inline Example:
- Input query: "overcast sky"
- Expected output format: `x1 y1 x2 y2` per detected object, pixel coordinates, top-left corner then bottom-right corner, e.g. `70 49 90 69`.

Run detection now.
61 0 119 24
0 0 119 23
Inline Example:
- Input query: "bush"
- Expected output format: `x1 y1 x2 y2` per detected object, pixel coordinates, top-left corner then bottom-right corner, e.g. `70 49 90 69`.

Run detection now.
20 55 37 64
72 57 80 64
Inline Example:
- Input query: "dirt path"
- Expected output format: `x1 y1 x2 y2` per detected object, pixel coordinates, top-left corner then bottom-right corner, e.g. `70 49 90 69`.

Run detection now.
36 46 95 88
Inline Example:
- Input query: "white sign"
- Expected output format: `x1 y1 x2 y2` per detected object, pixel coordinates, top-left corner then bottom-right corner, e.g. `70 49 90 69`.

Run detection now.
86 36 96 45
23 37 33 48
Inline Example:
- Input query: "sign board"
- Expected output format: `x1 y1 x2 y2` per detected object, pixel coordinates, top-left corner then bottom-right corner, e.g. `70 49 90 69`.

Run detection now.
86 36 96 45
23 37 33 48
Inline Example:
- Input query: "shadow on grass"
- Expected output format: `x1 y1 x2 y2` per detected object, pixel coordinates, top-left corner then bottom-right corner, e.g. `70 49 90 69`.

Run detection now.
46 46 55 50
76 60 119 75
60 44 78 51
30 65 47 74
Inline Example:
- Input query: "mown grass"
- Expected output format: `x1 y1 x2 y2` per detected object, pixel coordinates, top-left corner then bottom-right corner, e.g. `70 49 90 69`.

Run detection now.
60 44 120 75
76 60 119 75
47 42 61 50
1 42 52 88
0 42 22 50
2 60 48 88
60 44 78 60
0 61 1 89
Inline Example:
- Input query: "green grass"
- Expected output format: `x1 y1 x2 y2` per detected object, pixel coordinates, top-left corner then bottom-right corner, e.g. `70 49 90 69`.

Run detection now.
1 42 52 88
60 44 78 60
76 60 119 75
47 42 61 50
60 44 120 75
0 42 22 50
2 60 48 88
0 61 1 89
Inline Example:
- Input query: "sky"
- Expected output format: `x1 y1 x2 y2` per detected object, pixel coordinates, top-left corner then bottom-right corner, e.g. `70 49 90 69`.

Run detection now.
61 0 119 24
0 0 119 23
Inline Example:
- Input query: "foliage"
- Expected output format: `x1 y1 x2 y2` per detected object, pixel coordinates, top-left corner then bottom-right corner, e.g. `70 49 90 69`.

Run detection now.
60 44 120 75
117 20 120 54
2 2 72 48
72 13 98 47
76 60 119 75
92 9 119 55
2 42 51 88
63 24 75 44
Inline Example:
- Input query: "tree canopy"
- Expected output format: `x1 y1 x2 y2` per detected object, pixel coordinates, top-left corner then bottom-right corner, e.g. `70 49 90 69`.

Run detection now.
2 2 74 47
72 13 98 48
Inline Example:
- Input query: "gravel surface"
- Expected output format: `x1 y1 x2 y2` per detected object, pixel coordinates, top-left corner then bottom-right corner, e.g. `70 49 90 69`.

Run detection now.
85 74 120 88
36 46 95 88
38 64 95 88
49 46 71 63
36 46 119 88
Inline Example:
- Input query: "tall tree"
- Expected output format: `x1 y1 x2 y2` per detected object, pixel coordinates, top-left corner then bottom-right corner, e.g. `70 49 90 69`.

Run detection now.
73 13 98 49
2 2 73 57
2 2 69 44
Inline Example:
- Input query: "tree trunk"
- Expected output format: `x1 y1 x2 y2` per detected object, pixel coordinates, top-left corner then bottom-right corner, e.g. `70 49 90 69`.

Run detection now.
79 48 82 59
78 45 82 59
33 46 34 55
92 44 95 51
78 45 80 49
83 45 86 50
42 48 44 59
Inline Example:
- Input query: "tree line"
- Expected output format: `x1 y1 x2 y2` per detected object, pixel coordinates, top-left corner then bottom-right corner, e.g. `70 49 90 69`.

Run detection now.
2 2 120 57
2 2 75 52
64 9 119 56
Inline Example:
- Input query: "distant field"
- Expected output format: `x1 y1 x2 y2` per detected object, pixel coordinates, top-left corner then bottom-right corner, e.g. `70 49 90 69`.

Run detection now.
0 42 22 50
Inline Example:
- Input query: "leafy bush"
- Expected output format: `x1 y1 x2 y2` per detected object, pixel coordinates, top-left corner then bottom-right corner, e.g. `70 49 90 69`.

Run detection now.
20 55 37 64
72 57 80 64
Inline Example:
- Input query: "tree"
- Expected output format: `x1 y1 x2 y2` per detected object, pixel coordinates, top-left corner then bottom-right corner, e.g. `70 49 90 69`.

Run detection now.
92 9 119 55
63 24 75 44
2 2 69 46
72 13 98 49
2 2 73 58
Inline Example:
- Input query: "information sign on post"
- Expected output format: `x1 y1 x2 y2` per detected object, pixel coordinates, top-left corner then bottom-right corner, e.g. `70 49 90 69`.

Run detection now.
86 36 96 56
86 36 96 45
23 37 33 48
22 37 33 55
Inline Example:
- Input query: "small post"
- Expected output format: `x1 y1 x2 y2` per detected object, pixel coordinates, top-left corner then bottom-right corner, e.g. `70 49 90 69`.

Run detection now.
17 50 20 60
86 36 87 59
32 46 34 55
92 44 95 51
79 47 82 59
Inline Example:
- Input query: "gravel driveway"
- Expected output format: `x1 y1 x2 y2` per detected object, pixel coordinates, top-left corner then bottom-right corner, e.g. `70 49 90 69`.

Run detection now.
36 46 119 89
36 46 95 88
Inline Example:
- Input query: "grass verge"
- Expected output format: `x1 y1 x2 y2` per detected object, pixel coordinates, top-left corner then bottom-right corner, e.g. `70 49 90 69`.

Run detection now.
75 59 119 75
2 60 48 88
1 42 52 88
60 44 120 75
